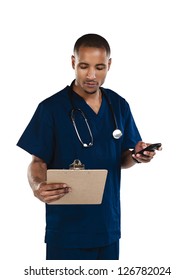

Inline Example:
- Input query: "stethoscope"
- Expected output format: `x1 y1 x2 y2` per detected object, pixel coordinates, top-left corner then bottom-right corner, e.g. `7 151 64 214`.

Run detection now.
68 81 122 148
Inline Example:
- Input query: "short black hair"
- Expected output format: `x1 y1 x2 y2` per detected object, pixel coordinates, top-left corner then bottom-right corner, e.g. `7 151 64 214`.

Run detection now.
73 33 111 57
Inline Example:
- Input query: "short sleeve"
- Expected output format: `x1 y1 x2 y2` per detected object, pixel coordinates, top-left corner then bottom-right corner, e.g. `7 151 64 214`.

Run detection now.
17 102 54 164
121 102 142 151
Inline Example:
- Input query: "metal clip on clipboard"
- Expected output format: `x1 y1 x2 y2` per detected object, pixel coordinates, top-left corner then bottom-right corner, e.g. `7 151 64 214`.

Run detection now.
69 159 85 170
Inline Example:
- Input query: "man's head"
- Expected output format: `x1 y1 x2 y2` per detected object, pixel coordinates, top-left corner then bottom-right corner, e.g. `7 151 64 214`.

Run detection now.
73 33 111 58
71 34 112 95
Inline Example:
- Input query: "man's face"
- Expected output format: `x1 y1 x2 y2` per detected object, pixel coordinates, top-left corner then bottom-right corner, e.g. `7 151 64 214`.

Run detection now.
71 47 111 95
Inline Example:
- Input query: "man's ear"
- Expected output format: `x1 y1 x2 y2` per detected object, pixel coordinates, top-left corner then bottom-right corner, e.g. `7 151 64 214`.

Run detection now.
108 58 112 70
71 55 75 69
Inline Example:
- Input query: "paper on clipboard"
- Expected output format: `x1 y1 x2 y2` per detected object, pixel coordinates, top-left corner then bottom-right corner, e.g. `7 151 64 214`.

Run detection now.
47 169 108 205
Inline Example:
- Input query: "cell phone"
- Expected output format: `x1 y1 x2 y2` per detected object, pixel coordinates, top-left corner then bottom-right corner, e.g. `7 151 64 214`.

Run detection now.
136 143 162 155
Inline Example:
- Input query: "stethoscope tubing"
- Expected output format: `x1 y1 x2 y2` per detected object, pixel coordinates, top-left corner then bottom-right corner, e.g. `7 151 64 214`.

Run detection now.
70 108 93 147
68 81 122 147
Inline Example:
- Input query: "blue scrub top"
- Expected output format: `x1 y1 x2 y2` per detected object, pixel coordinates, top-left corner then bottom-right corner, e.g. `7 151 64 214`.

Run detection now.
17 85 141 248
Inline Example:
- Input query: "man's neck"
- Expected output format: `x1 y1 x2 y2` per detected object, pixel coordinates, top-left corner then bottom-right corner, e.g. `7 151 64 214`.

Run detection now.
73 84 102 114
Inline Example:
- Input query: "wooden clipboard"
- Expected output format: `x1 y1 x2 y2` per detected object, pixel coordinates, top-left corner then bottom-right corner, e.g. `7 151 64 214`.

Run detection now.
47 169 108 205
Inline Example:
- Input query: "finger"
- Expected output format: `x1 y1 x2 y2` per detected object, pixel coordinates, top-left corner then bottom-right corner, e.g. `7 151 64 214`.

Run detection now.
136 153 153 162
142 150 156 157
138 141 147 149
46 187 72 203
42 192 68 203
40 186 71 197
41 183 69 191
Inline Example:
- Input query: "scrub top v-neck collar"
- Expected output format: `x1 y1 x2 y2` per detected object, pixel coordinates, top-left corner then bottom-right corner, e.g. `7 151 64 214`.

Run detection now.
70 89 106 122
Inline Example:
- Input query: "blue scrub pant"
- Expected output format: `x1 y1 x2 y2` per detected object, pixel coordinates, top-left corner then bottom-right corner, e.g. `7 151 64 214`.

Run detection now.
46 241 119 260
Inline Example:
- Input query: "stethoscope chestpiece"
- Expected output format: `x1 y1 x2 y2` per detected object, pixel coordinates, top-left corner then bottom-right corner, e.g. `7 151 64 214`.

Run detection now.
113 129 123 139
83 142 93 148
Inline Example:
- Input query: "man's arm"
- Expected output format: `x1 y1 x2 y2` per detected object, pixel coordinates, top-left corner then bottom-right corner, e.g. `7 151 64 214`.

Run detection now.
27 155 71 203
27 155 47 191
121 149 137 168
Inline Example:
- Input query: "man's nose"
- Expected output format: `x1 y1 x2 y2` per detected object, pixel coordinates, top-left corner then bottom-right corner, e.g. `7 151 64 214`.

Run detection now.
86 69 96 79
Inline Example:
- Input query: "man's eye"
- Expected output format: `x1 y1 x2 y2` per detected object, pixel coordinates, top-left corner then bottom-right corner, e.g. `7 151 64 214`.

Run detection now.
80 65 88 69
96 66 105 70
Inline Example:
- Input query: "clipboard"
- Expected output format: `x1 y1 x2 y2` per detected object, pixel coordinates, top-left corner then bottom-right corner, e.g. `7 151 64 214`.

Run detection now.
47 169 108 205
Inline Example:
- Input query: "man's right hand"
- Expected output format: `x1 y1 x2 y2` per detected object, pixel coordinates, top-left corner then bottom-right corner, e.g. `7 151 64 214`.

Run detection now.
33 182 71 203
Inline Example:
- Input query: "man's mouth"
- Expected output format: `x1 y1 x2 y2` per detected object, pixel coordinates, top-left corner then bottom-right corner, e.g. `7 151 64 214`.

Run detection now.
84 81 97 88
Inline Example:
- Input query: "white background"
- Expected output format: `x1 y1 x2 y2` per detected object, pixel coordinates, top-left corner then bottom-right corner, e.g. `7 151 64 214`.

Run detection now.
1 0 195 279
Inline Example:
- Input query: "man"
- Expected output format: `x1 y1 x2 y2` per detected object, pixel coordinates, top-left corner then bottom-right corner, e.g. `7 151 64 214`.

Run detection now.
17 33 160 260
